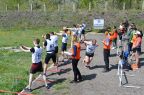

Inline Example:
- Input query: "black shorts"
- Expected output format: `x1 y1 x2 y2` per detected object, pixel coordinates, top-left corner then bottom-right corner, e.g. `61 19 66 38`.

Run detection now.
30 62 43 74
55 46 58 53
45 53 56 64
81 30 85 34
86 52 94 57
61 43 67 51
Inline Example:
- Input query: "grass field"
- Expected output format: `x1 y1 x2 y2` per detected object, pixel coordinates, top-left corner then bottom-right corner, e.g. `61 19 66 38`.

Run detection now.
0 27 65 94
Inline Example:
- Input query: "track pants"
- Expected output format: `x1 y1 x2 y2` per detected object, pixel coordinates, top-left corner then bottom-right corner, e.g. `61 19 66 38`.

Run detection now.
103 49 110 70
72 59 82 81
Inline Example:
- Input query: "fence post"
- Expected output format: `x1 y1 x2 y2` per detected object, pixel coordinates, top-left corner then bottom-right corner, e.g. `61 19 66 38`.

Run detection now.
123 2 126 10
30 3 33 12
43 3 46 13
58 4 60 12
142 0 144 11
104 1 108 11
89 2 92 11
5 5 8 12
72 3 76 12
17 3 20 12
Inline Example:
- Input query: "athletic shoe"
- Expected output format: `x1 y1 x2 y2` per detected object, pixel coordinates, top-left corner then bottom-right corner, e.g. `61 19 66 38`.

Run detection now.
45 85 50 89
24 88 32 92
78 78 84 82
102 68 110 73
111 47 116 50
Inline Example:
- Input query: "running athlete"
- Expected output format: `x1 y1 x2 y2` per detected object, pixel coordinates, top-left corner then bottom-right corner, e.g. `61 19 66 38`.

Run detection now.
42 33 58 76
56 29 69 61
20 38 49 92
83 40 99 68
50 32 59 63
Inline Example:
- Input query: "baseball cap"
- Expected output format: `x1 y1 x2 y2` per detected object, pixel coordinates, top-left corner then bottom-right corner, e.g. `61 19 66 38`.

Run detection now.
134 31 141 35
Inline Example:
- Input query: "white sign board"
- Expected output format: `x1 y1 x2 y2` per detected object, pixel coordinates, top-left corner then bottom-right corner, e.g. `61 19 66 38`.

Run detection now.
93 19 104 29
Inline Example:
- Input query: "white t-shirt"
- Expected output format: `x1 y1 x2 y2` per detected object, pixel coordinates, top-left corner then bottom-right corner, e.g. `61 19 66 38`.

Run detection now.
45 39 55 52
77 27 82 35
50 35 58 47
71 28 78 36
86 43 98 54
62 33 68 43
31 46 42 63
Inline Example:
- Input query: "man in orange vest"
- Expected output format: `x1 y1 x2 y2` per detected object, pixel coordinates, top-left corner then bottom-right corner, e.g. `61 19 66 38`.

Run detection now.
102 32 113 72
71 38 82 83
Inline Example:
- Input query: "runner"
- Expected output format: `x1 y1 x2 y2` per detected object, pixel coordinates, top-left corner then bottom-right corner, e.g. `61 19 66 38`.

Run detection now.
20 38 49 92
50 32 59 63
81 23 86 42
56 29 69 61
102 32 113 72
77 24 83 42
67 24 78 47
83 39 99 68
42 33 58 75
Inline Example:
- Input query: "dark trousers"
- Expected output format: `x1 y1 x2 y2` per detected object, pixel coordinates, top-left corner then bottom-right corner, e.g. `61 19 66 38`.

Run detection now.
113 38 117 47
103 49 110 70
72 59 82 81
128 42 133 54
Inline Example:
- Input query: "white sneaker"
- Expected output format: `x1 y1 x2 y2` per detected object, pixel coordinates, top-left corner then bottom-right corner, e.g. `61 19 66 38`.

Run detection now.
111 47 116 50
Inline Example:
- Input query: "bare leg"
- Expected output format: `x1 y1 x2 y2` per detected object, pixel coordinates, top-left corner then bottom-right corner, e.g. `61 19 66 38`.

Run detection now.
43 63 48 75
43 64 49 88
27 73 33 89
88 57 93 64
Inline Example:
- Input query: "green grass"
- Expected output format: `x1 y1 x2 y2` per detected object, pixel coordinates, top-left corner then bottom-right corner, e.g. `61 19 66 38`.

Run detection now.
0 27 60 47
0 27 64 95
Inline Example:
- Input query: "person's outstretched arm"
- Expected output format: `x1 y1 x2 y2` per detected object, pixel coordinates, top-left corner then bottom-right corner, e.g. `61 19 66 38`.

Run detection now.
20 45 31 52
84 41 91 45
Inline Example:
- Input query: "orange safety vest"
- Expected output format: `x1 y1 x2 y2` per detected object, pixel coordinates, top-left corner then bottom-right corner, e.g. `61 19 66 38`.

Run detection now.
103 36 112 49
133 37 142 48
113 32 118 39
131 35 137 44
72 42 81 60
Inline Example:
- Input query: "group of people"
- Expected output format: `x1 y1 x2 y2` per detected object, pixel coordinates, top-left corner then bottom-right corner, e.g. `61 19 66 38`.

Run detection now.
102 19 143 72
20 20 143 92
20 23 90 91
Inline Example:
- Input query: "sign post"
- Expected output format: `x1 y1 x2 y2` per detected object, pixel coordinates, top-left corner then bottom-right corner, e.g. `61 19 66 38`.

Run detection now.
93 19 104 29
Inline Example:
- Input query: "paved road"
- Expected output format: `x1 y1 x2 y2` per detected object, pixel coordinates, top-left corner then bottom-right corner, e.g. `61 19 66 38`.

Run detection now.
22 33 144 95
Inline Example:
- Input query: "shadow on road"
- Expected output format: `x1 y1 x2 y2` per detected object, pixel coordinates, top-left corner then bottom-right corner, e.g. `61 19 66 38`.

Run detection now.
89 65 105 70
82 74 97 80
139 57 144 67
32 78 67 91
110 53 117 57
47 68 72 76
58 60 72 67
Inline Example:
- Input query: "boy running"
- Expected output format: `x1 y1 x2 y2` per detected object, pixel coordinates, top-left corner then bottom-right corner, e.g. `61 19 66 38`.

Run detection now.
83 40 99 68
56 29 69 61
42 33 58 75
20 38 49 92
50 32 59 63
